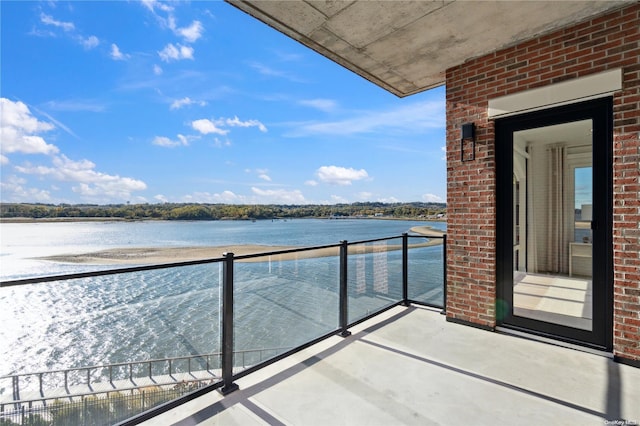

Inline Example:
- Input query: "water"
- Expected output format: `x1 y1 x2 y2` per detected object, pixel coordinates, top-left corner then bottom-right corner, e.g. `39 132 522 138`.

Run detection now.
1 219 443 280
0 219 445 394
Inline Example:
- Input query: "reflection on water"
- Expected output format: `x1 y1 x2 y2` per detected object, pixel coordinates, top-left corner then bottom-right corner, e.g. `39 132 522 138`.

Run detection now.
0 220 445 396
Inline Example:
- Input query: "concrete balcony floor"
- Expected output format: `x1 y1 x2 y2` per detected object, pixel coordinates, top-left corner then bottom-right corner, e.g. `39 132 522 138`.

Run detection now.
142 306 640 426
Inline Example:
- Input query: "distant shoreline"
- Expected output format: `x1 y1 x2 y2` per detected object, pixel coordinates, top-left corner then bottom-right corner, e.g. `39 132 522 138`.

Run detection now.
0 217 135 223
1 216 445 224
35 225 445 265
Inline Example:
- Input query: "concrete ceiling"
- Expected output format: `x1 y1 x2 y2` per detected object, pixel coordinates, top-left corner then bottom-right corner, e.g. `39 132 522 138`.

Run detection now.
227 0 632 97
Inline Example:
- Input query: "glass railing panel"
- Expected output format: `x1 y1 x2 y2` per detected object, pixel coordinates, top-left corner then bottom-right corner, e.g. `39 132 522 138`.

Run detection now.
347 237 403 323
232 248 340 372
0 262 222 425
407 237 445 308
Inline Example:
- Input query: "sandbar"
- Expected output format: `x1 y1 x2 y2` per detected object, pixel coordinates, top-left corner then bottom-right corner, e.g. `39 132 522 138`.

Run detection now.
37 226 445 265
409 225 445 237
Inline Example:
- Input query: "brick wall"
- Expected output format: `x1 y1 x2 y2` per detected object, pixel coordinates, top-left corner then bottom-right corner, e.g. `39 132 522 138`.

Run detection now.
445 3 639 360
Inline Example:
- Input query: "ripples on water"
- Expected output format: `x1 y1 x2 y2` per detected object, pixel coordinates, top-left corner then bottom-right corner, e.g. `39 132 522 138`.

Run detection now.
0 219 445 395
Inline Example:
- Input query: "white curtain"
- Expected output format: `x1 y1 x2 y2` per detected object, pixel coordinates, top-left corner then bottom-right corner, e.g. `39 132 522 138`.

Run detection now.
526 146 538 273
546 144 567 273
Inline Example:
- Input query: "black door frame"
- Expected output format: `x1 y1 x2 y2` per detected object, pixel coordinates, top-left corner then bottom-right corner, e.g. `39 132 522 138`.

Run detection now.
495 97 613 351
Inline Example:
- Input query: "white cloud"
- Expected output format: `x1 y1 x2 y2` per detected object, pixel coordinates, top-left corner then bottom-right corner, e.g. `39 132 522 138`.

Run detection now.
170 97 206 110
225 116 267 132
213 138 232 148
152 134 190 148
289 99 444 137
39 13 99 51
0 99 146 203
251 187 305 204
248 62 304 83
31 108 79 139
153 64 163 75
0 98 58 155
0 155 8 165
422 193 445 203
273 50 304 62
357 192 373 200
1 99 55 133
81 35 99 50
15 154 147 200
158 43 194 62
44 100 105 112
245 168 271 181
316 166 369 186
298 99 337 113
330 195 348 204
191 119 229 136
40 13 75 31
141 0 174 14
305 180 318 186
181 188 306 204
183 190 242 204
0 175 52 202
110 43 128 60
154 194 169 203
217 190 242 203
176 20 203 43
378 196 400 203
190 116 266 137
140 2 202 42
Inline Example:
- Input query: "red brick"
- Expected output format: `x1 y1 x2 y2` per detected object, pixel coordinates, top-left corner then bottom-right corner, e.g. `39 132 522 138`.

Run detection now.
445 3 640 360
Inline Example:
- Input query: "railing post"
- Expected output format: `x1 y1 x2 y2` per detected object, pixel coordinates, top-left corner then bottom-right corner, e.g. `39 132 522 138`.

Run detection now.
12 376 19 402
219 252 239 395
39 373 43 398
441 234 448 315
402 233 409 306
339 240 351 337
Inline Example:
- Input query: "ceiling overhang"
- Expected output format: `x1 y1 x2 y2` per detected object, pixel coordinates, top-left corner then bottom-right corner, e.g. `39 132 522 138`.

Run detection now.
227 0 632 97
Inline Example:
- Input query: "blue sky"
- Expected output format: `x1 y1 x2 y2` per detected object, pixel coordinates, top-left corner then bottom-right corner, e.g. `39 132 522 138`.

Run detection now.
1 0 446 205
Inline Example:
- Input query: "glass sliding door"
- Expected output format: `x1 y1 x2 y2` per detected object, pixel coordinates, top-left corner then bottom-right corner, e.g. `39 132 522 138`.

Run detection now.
511 120 593 331
496 98 612 350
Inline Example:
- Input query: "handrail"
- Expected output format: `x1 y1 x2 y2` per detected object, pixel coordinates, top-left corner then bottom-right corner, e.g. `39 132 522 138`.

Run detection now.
0 234 444 287
1 348 290 404
0 347 288 381
232 242 342 261
0 257 224 288
0 230 447 424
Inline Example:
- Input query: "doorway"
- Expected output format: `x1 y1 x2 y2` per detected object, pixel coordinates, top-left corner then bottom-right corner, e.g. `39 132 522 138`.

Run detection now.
496 98 613 350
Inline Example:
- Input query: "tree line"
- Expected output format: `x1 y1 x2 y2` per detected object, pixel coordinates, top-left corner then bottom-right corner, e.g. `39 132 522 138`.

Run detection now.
0 202 446 221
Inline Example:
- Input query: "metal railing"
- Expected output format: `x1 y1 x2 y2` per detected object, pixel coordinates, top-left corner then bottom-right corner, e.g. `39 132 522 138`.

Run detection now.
0 231 446 425
2 347 290 404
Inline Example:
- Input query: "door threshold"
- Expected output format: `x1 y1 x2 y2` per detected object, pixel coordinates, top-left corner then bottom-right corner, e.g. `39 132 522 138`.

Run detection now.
495 326 612 358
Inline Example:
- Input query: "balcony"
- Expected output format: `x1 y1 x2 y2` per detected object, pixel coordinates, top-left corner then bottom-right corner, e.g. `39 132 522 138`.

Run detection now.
2 231 638 425
1 233 445 425
139 305 640 425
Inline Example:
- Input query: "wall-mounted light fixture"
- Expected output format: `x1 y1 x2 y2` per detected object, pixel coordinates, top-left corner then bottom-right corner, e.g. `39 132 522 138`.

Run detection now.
461 122 475 162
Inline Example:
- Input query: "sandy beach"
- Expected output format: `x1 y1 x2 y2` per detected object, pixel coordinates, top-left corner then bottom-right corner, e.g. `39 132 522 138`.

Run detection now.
37 226 445 265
